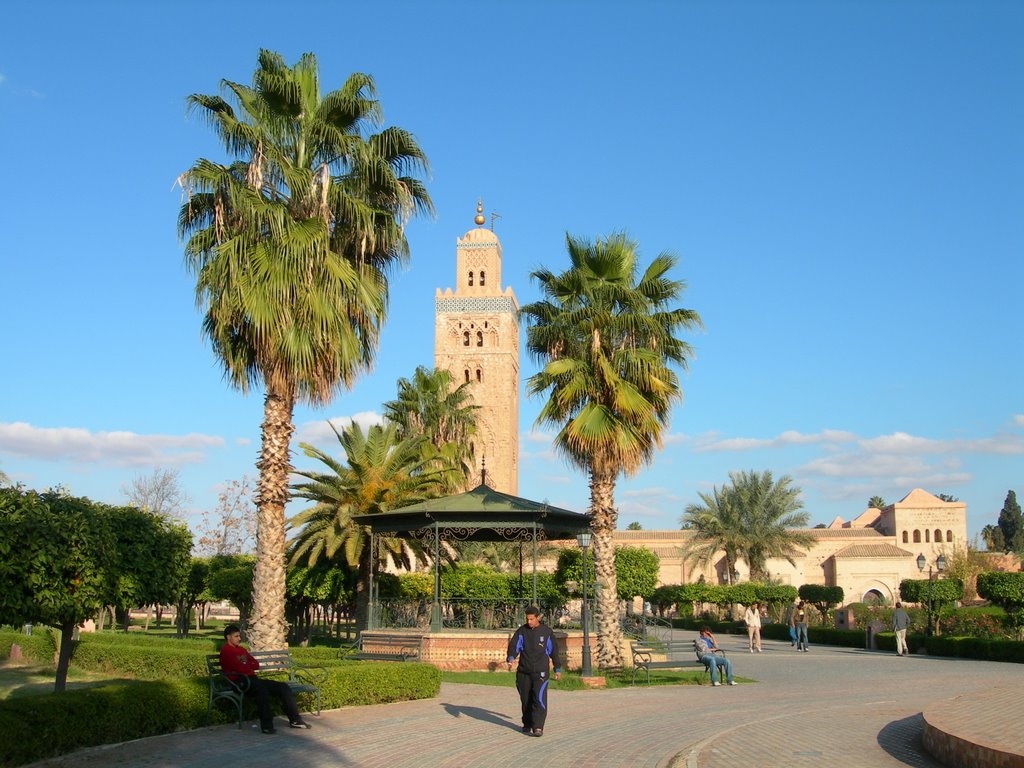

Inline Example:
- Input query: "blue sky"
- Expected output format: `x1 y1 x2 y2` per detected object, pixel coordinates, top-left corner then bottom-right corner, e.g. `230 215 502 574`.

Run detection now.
1 1 1021 543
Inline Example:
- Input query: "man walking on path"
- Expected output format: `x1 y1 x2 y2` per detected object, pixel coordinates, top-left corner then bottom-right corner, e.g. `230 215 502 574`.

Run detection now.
892 602 911 656
744 602 763 653
794 601 810 652
507 606 560 737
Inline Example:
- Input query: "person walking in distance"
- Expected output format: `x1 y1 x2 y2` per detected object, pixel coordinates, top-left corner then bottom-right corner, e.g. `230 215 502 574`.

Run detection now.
507 606 561 736
892 602 911 656
794 601 810 652
744 602 763 653
786 598 798 646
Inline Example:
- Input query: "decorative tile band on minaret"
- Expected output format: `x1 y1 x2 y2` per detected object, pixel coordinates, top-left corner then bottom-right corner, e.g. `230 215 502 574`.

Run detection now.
433 201 519 495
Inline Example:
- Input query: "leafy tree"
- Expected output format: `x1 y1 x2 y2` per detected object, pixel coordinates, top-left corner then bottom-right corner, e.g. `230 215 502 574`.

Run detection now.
522 232 701 667
867 495 887 509
997 490 1024 553
899 577 964 633
0 487 115 691
798 584 845 623
178 50 432 649
174 558 211 637
289 422 448 630
103 505 192 631
976 571 1024 639
207 554 256 636
936 493 960 503
941 545 991 603
120 467 190 522
383 366 478 492
554 545 659 600
626 521 643 530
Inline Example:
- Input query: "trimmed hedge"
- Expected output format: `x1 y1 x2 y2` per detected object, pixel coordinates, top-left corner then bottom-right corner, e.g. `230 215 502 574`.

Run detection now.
0 662 441 766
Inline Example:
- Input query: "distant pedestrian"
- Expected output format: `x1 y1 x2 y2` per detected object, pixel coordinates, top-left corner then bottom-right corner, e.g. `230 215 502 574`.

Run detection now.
892 602 911 656
794 601 810 652
507 606 560 737
744 602 762 653
786 599 799 646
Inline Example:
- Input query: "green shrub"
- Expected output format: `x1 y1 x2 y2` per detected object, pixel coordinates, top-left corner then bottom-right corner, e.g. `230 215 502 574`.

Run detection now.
0 662 441 766
806 627 862 648
0 629 57 665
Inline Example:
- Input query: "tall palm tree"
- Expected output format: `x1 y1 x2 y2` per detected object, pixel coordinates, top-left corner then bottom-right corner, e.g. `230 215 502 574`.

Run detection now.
729 470 813 580
289 422 449 630
382 366 478 492
177 50 432 649
521 232 702 667
868 495 887 510
681 486 745 585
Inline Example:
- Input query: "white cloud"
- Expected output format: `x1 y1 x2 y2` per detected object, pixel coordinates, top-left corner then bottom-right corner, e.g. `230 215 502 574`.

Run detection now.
235 437 251 447
1012 414 1024 428
293 411 384 447
0 422 223 467
693 428 856 453
523 429 557 445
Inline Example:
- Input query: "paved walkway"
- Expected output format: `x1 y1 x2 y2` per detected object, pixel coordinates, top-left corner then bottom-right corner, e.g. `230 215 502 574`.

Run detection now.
28 638 1022 768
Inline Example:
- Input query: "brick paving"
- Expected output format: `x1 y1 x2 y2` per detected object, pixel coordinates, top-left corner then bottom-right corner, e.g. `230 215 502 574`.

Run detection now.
27 638 1022 768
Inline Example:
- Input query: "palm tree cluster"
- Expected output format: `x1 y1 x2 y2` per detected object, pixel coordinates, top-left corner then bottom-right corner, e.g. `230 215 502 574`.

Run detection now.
682 470 813 583
178 50 432 649
521 232 702 667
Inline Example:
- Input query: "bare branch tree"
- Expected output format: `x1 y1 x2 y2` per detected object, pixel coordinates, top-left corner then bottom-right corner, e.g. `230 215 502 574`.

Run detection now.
194 476 257 556
121 467 190 522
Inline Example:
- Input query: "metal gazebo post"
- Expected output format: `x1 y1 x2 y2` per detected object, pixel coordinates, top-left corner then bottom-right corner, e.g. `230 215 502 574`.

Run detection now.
431 521 442 632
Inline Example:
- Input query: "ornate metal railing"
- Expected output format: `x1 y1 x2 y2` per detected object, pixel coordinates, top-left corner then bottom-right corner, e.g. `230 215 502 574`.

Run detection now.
372 599 577 631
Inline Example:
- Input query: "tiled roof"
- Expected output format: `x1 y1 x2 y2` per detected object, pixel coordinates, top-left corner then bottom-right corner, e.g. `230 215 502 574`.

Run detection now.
803 528 886 539
832 544 914 559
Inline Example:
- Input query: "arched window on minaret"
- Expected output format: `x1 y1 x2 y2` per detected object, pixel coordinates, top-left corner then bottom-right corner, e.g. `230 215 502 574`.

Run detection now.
476 368 482 382
464 369 470 383
476 331 483 347
480 271 486 286
463 331 470 346
468 271 474 286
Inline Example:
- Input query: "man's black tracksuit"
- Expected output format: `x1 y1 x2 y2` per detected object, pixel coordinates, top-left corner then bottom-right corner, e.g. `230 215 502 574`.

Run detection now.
507 621 560 733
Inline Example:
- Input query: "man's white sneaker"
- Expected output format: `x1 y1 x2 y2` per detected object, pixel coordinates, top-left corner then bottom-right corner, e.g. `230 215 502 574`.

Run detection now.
711 681 721 686
728 681 737 686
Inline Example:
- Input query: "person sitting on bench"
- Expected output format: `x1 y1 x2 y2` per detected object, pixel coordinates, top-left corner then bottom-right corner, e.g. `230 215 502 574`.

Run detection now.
696 626 736 686
219 624 311 734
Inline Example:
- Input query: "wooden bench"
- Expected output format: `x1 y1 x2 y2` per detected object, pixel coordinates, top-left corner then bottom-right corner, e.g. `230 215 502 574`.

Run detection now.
630 639 725 686
342 634 423 662
206 650 327 727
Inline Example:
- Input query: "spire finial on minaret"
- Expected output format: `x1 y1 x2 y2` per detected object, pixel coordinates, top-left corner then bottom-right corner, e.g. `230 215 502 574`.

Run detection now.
474 199 485 227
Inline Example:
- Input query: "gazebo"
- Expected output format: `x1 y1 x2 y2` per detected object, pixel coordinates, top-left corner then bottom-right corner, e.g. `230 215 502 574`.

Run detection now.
353 481 590 632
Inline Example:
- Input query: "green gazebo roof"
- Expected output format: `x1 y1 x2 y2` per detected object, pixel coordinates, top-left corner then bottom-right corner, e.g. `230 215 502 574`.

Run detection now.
352 483 589 541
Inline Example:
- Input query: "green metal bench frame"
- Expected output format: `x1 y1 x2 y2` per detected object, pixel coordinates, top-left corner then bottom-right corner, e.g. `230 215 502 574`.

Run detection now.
206 649 327 727
630 639 726 686
342 634 423 662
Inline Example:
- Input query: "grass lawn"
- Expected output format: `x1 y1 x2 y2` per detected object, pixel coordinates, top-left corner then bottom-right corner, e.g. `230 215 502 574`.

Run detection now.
0 661 127 699
441 668 735 689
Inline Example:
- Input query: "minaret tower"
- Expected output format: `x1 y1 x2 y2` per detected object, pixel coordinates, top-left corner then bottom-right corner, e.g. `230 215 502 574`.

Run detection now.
434 201 519 494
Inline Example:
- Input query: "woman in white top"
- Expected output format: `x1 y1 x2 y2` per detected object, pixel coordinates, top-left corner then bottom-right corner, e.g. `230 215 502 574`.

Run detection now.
743 602 762 653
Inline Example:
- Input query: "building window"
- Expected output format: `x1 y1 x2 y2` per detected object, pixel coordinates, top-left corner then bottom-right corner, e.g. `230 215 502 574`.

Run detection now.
946 530 953 542
902 531 909 544
925 530 930 543
476 369 482 382
934 529 942 543
468 271 474 286
476 331 483 347
913 530 921 543
480 271 486 286
464 369 470 383
463 331 470 346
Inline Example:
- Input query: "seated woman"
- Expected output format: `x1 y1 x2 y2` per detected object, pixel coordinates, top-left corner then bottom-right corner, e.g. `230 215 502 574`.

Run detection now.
695 626 736 686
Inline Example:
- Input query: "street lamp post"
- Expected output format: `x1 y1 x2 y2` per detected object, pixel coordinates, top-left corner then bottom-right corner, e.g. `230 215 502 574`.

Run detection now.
577 532 592 677
917 552 947 638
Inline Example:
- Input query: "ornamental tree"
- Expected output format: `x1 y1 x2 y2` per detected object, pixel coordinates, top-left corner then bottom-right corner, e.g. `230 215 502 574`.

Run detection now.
799 584 845 623
977 571 1024 639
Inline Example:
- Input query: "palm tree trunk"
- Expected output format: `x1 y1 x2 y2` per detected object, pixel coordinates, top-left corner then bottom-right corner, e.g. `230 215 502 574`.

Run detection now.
589 467 623 668
249 386 295 650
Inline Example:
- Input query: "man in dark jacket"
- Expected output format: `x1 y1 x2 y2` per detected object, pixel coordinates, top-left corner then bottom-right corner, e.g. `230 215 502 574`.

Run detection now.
506 606 560 737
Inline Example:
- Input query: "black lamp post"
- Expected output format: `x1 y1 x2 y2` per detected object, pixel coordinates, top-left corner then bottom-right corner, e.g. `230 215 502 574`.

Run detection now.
917 552 946 637
577 531 592 677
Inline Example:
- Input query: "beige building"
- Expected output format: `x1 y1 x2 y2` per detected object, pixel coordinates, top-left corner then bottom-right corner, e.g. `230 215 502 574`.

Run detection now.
610 488 968 603
434 202 519 494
